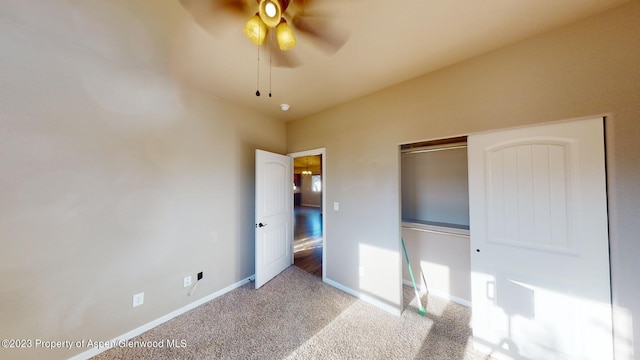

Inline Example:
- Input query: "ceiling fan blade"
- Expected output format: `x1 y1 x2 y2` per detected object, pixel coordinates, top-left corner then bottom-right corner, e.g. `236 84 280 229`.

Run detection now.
267 34 302 68
218 0 254 15
290 14 350 54
292 0 316 8
179 0 253 36
180 0 251 16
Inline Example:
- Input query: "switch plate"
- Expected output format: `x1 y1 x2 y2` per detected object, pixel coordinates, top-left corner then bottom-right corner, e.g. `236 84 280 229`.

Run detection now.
333 202 339 211
359 266 365 278
132 292 144 308
183 275 192 287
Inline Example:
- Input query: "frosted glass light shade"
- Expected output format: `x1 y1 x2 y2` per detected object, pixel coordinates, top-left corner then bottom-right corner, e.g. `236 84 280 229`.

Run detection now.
259 0 282 28
265 2 277 17
244 15 267 45
276 20 296 50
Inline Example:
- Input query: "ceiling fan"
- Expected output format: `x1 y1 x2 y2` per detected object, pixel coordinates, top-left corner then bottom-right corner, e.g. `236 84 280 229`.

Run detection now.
178 0 350 67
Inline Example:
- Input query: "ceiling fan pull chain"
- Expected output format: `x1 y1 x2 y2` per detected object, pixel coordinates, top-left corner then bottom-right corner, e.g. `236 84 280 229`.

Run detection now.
269 31 273 97
256 26 261 97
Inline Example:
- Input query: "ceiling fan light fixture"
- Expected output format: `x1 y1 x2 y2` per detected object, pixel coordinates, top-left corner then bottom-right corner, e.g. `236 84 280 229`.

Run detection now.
259 0 282 28
276 19 296 51
265 2 277 17
244 14 267 45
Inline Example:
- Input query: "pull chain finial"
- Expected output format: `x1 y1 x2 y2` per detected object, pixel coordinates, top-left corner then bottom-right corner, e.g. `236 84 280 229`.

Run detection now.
256 24 261 96
269 31 273 97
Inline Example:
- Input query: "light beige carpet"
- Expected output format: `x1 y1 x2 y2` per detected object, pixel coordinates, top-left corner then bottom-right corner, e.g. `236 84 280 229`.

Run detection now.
94 266 491 359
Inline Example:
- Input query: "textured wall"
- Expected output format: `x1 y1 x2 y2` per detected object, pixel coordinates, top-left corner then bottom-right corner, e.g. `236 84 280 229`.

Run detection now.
0 2 285 359
287 2 640 358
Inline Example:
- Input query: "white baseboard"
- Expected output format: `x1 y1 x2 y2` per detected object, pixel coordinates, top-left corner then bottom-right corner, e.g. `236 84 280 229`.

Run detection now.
324 278 402 316
69 275 255 360
402 279 471 307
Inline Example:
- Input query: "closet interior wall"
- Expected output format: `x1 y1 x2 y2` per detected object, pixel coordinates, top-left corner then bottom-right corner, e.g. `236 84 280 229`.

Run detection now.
400 139 471 305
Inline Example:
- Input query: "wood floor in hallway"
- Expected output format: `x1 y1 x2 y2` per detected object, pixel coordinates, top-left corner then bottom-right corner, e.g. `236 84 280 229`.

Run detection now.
293 206 322 278
294 247 322 278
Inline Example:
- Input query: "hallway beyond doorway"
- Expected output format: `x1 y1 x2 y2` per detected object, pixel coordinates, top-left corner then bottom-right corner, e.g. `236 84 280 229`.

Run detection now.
294 206 322 277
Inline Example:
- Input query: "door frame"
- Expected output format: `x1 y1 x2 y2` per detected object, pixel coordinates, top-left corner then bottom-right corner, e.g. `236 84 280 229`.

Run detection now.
288 148 327 282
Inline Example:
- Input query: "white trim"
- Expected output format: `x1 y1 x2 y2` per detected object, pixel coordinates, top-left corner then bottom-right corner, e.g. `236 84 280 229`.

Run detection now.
324 278 402 316
69 275 255 360
288 148 327 283
402 279 471 307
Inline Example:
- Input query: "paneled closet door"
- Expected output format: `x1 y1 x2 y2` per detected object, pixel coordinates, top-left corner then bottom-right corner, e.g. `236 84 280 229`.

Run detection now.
468 118 612 360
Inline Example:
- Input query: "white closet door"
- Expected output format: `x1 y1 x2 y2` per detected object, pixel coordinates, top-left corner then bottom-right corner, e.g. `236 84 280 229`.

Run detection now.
468 118 612 360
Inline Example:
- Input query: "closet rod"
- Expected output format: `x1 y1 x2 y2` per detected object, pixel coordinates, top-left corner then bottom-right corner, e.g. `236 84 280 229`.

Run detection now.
402 225 470 238
401 144 467 155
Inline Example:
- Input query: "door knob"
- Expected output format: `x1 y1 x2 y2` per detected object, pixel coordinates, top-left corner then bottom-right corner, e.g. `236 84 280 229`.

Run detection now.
257 222 267 228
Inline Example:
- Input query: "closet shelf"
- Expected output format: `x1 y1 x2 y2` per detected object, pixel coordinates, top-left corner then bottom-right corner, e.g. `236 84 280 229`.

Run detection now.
402 219 470 238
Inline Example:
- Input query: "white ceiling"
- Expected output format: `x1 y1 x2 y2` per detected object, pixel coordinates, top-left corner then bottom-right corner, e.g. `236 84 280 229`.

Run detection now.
294 155 321 174
4 0 629 122
172 0 629 121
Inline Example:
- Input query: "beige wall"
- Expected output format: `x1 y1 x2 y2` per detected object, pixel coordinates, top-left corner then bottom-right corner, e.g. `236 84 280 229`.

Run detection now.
287 1 640 358
0 2 285 359
300 174 322 207
401 147 470 303
401 147 469 226
401 228 471 304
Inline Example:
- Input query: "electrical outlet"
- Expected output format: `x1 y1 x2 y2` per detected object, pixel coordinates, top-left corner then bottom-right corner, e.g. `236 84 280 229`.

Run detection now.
333 202 339 211
132 292 144 308
183 275 192 287
197 272 203 281
359 266 365 278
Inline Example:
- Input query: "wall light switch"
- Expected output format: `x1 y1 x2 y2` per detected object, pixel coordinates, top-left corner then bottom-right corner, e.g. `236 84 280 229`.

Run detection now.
333 202 339 211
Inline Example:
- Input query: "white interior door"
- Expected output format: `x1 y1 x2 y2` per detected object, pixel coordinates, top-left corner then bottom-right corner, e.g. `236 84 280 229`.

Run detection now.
255 150 293 289
468 118 612 360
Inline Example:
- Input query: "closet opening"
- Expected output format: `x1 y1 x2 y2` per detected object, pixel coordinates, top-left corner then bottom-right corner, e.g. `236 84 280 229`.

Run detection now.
400 136 471 307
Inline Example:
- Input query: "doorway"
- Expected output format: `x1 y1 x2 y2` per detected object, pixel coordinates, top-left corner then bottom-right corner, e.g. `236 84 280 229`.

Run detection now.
289 149 325 279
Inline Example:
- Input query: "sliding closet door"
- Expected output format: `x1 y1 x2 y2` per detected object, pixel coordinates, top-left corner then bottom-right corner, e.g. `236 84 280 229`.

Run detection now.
468 118 612 360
